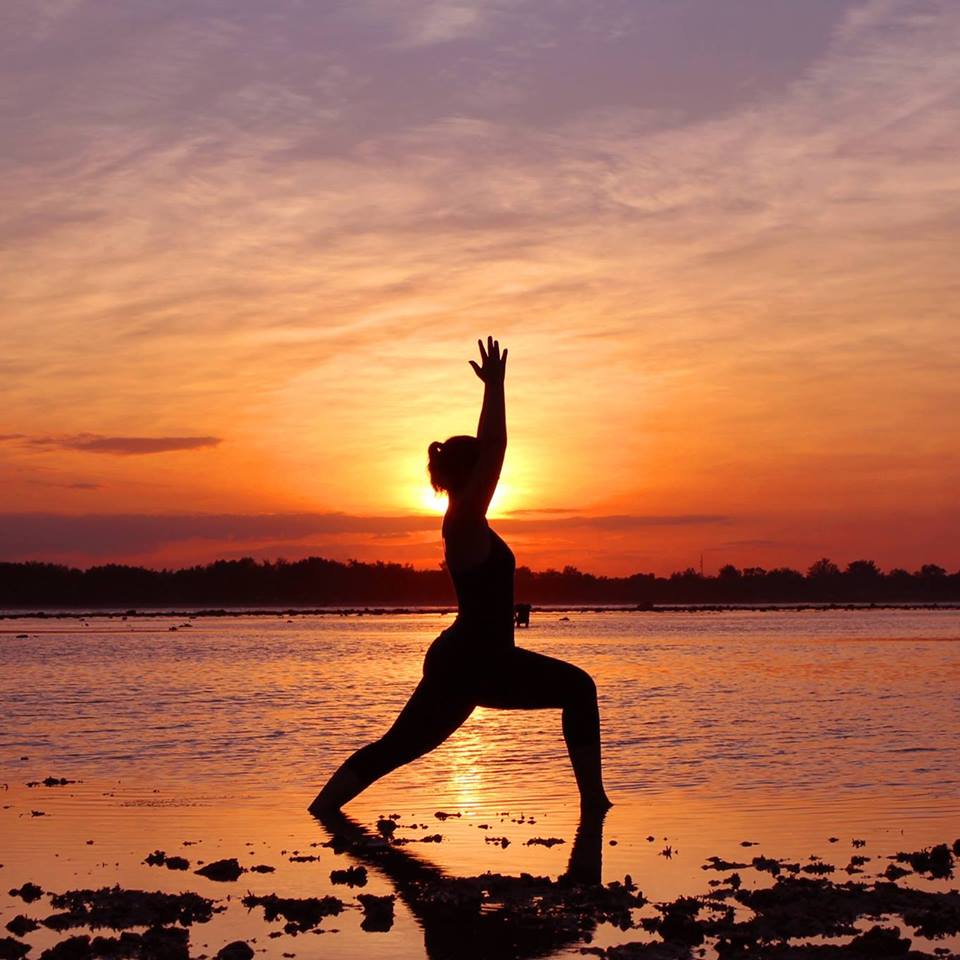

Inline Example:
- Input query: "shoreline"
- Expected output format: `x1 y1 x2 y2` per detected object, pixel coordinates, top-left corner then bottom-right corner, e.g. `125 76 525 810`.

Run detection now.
2 601 960 620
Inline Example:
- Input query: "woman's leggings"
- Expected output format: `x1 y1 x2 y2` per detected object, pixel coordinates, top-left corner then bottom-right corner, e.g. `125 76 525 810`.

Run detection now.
346 644 601 788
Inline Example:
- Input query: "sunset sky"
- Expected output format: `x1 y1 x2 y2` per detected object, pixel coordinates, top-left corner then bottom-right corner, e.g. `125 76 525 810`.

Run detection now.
2 0 958 576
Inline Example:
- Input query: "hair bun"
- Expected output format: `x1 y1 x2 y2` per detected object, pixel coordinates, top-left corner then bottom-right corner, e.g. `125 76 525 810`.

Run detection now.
428 440 443 459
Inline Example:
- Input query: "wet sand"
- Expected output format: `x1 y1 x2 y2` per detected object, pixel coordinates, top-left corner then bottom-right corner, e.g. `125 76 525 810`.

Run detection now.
2 779 958 960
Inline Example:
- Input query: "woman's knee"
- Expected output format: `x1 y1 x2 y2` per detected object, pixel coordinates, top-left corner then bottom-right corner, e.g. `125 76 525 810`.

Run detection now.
566 664 597 703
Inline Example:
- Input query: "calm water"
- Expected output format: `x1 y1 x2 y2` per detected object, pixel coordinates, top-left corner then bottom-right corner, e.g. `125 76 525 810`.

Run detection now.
2 608 958 801
1 609 959 959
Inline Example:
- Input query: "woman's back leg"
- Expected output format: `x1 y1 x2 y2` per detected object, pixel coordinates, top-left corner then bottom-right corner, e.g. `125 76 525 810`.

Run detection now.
309 677 474 814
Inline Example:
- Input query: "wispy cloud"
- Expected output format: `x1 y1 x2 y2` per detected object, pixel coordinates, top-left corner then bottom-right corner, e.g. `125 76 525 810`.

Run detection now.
503 514 731 532
34 480 103 491
715 539 794 550
2 434 222 455
390 1 487 47
0 511 731 561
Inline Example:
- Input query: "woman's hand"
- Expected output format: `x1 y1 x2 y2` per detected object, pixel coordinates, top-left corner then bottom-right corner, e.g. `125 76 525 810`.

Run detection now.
469 335 508 384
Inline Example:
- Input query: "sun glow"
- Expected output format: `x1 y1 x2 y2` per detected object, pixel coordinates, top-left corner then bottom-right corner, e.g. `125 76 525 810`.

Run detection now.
420 486 447 514
417 480 516 518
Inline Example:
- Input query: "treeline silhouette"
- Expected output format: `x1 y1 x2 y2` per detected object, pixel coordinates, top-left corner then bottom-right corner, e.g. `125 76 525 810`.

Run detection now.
1 556 958 608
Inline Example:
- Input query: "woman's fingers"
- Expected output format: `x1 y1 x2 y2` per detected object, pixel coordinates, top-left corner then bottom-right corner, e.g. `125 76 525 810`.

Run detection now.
475 336 507 373
468 359 483 379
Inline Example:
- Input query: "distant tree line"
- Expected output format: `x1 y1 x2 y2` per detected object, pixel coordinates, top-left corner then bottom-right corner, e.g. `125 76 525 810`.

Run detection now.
0 556 958 608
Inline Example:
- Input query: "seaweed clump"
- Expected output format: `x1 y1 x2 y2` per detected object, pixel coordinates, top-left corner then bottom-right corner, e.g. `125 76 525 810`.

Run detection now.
42 887 217 931
891 844 955 880
241 893 344 933
330 865 368 887
580 857 960 960
408 870 646 949
37 926 189 959
0 937 31 960
9 883 44 903
143 851 189 871
194 858 244 882
357 893 395 932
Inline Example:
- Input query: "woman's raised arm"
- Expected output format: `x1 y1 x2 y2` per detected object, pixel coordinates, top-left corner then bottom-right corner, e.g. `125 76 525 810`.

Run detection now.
461 336 507 515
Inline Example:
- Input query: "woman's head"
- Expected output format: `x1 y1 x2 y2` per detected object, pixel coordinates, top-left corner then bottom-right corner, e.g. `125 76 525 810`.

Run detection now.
427 435 479 495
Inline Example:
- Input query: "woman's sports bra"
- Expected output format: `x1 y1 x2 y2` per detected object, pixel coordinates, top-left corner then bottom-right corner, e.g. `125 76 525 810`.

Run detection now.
447 526 516 637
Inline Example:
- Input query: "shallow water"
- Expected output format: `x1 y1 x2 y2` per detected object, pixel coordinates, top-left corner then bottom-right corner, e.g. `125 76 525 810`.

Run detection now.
2 609 959 802
1 609 959 958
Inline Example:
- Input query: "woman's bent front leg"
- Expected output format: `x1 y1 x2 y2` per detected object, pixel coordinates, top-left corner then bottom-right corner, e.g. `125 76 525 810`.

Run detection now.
477 647 611 810
309 678 474 814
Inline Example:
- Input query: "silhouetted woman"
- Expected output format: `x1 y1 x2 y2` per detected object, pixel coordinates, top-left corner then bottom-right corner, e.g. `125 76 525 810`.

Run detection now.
310 337 610 813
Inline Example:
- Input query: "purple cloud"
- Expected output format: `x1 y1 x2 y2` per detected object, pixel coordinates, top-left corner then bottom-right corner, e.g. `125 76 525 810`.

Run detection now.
2 434 222 455
0 511 731 560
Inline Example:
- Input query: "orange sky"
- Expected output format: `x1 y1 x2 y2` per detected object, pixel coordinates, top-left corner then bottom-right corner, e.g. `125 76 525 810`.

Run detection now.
1 1 958 576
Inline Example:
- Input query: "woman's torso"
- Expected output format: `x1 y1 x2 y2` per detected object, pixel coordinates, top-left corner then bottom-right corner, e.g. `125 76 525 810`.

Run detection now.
436 522 516 660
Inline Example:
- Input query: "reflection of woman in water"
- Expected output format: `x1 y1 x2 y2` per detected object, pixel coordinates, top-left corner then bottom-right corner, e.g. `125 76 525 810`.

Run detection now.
314 806 610 960
310 337 610 814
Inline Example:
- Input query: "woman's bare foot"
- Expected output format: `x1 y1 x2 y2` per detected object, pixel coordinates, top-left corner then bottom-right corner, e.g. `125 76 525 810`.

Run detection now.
580 793 613 813
307 795 338 817
307 764 365 816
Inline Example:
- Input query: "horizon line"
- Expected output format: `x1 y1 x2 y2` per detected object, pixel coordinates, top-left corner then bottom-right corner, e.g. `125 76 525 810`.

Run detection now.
3 553 957 580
